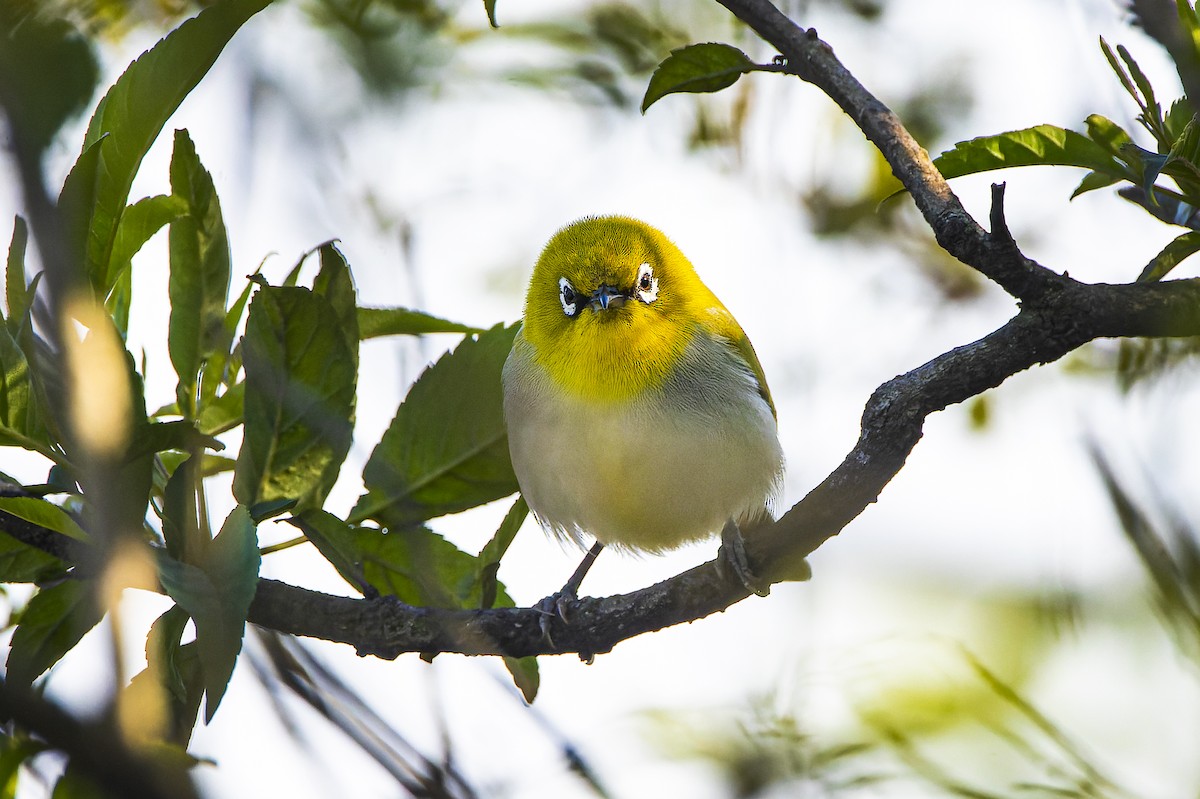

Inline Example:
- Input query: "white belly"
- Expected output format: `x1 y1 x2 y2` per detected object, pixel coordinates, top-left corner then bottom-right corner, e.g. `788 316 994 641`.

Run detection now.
503 331 784 552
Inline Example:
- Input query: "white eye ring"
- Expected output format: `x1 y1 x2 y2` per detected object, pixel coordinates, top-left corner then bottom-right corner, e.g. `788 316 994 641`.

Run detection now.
635 263 658 304
559 276 578 317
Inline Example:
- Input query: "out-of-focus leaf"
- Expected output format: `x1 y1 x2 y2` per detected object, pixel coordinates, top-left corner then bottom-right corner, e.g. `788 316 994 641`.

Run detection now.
0 324 40 451
642 42 755 112
0 530 65 583
60 0 270 293
6 215 28 332
350 324 518 528
168 129 232 417
233 284 357 513
0 729 47 798
1138 230 1200 281
0 497 87 542
157 505 259 722
6 580 103 687
125 605 205 746
0 4 98 158
934 125 1126 181
196 382 243 436
357 306 482 339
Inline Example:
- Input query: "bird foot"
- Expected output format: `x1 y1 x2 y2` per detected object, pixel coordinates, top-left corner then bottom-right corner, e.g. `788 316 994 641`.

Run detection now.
718 519 772 597
533 586 578 646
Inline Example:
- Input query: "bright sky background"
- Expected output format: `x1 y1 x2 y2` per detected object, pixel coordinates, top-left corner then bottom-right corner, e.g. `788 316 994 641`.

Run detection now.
4 0 1200 796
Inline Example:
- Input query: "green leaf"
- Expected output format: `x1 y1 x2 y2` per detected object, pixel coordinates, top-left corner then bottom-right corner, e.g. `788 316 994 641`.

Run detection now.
0 730 47 798
0 529 65 583
1138 230 1200 281
0 325 36 447
477 495 527 610
350 324 519 528
61 0 270 294
361 525 484 607
168 129 232 417
7 580 103 687
233 285 357 512
157 505 260 722
641 42 755 113
1084 114 1134 156
358 306 483 339
934 125 1127 181
1071 170 1122 199
313 242 359 362
105 193 189 332
196 382 244 436
6 216 28 331
288 509 369 594
484 0 498 27
0 4 98 158
503 656 539 703
125 605 205 746
0 497 87 542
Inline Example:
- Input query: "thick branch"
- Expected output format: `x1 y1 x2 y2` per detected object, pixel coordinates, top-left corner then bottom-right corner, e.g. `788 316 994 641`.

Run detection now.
4 0 1200 662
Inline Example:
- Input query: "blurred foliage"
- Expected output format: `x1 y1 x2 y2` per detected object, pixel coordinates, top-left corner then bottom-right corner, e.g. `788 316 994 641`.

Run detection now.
1093 449 1200 665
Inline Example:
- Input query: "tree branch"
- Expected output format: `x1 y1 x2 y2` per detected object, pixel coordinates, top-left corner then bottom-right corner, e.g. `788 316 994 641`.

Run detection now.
4 0 1200 663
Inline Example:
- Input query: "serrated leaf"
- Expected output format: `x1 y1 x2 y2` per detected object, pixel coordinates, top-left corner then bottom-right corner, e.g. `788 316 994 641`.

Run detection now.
935 125 1127 181
168 129 232 417
358 306 483 338
642 42 755 113
157 505 259 722
350 324 518 528
233 285 357 512
6 580 103 687
1138 230 1200 281
0 497 88 542
61 0 270 294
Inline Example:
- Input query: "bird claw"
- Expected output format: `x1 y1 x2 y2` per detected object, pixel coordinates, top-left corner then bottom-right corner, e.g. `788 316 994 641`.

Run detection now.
718 519 772 597
534 587 578 647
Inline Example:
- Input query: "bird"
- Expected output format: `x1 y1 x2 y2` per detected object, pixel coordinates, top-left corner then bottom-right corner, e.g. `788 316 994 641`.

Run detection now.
502 215 786 613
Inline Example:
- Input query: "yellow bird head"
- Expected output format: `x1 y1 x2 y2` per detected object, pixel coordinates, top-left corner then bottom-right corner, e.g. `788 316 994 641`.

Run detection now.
520 215 742 403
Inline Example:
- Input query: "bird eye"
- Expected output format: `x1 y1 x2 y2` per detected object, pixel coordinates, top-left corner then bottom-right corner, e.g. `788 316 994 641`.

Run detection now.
635 263 658 304
559 277 580 317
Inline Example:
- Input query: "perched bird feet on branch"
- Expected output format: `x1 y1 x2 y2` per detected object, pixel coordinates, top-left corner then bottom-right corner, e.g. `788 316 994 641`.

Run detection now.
534 542 603 646
717 518 772 597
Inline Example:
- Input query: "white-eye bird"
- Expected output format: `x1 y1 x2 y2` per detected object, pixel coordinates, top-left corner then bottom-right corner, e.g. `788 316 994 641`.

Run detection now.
503 216 785 601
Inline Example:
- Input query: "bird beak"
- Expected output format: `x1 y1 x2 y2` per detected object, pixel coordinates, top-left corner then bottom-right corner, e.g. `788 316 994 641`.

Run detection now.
589 284 627 311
